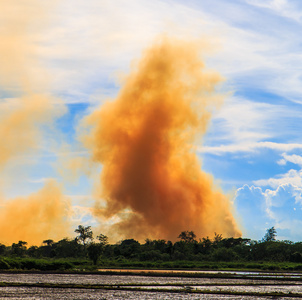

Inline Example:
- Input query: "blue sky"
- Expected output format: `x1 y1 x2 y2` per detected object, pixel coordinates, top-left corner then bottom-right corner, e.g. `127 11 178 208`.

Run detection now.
2 0 302 242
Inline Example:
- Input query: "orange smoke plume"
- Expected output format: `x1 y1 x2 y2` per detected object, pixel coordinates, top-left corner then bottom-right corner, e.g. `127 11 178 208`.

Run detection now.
86 37 241 241
0 181 71 246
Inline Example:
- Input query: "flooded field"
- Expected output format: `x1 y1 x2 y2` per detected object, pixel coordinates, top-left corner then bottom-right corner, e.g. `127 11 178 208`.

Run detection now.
0 270 301 299
0 286 286 300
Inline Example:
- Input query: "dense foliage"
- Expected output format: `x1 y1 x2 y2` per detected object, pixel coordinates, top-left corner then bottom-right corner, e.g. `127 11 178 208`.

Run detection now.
1 226 302 271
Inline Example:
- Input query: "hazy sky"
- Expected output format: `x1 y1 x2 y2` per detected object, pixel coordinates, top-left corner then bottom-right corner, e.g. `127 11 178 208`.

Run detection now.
2 0 302 243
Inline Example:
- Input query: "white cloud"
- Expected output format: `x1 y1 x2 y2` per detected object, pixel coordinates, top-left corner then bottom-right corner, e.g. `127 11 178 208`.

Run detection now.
254 169 302 189
265 183 302 207
246 0 302 22
278 153 302 167
201 91 302 155
277 158 287 166
235 184 271 239
35 0 228 99
209 98 273 144
235 183 302 241
197 1 302 105
200 142 302 155
3 0 302 111
243 149 302 237
69 204 98 229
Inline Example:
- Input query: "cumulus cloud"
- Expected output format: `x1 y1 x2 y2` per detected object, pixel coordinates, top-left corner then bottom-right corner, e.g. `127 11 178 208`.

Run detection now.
235 185 271 239
235 182 302 241
254 151 302 189
237 148 302 241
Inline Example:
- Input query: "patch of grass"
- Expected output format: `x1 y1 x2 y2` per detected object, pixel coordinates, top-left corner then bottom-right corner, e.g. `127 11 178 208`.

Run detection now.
1 256 302 274
0 257 79 271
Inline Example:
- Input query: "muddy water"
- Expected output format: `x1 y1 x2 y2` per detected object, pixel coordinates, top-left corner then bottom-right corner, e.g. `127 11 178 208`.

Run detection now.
0 272 300 285
0 272 301 299
0 287 280 300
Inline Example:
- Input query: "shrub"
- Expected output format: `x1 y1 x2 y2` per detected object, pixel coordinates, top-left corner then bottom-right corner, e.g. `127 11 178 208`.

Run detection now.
0 258 10 270
212 248 237 262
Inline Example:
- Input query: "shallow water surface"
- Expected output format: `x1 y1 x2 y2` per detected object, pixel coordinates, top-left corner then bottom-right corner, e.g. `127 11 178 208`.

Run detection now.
0 271 301 299
0 287 295 300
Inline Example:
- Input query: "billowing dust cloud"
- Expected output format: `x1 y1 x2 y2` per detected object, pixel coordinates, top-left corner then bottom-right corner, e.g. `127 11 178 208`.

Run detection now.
0 181 70 246
0 1 70 245
86 37 241 241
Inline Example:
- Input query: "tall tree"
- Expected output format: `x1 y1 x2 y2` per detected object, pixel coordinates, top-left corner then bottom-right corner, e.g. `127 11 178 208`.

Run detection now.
75 225 93 246
178 231 196 243
262 226 277 242
96 234 108 246
42 239 54 247
11 241 27 256
87 233 108 265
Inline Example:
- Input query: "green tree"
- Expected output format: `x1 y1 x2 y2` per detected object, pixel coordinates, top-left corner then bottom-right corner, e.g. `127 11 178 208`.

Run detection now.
87 243 103 265
96 234 108 246
262 226 277 242
27 246 39 258
54 238 85 258
75 225 93 246
41 239 55 257
198 236 212 254
87 233 108 265
212 247 237 261
43 239 54 247
213 232 223 247
118 239 140 258
11 241 27 256
0 243 6 255
178 231 196 243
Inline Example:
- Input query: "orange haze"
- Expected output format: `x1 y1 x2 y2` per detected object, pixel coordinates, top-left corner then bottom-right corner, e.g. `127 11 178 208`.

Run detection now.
0 181 70 246
86 37 241 241
0 1 63 165
0 1 69 246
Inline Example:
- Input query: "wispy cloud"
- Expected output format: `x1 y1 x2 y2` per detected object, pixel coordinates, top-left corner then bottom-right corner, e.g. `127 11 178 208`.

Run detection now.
254 169 302 189
278 153 302 167
246 0 302 22
3 0 302 241
200 142 302 155
28 177 58 184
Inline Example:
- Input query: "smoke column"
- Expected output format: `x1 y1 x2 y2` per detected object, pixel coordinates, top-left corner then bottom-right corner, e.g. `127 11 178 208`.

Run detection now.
0 1 70 245
86 37 241 241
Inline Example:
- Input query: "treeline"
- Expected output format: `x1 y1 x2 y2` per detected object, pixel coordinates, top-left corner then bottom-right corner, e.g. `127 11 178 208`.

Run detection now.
1 226 302 271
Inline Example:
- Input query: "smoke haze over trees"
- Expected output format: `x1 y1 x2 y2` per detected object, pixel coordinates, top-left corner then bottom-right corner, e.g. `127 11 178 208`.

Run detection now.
1 226 302 271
